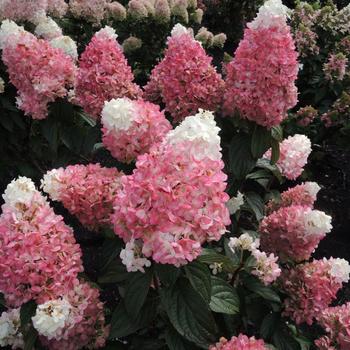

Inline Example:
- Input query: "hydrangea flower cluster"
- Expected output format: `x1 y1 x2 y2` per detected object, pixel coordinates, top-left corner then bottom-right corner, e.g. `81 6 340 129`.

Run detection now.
323 53 348 82
209 334 268 350
0 20 76 119
41 163 123 231
144 24 224 122
321 91 350 128
223 0 298 128
267 181 321 213
69 0 111 24
101 98 172 163
264 134 312 180
281 258 350 325
112 110 230 268
229 233 281 285
316 302 350 350
260 205 332 262
295 105 318 126
226 191 244 215
0 0 47 22
75 26 142 119
0 177 83 307
0 308 23 349
38 282 108 350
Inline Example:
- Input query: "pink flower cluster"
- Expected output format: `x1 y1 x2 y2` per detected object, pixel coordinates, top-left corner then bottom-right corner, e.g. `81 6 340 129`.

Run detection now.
47 0 68 17
267 181 320 213
69 0 110 24
144 24 224 122
0 177 83 307
41 163 123 231
295 105 318 126
264 134 312 180
209 334 268 350
260 204 332 262
323 53 348 82
40 282 108 350
281 258 350 325
112 110 230 267
0 0 47 22
223 0 298 128
75 26 142 119
315 302 350 350
101 98 172 163
0 21 75 120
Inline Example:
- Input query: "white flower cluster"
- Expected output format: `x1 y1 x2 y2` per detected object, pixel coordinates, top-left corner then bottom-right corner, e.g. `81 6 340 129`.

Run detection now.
226 192 244 215
249 0 290 30
41 168 64 201
229 233 281 285
304 209 332 236
2 176 38 209
0 309 23 349
170 23 190 37
50 35 78 60
228 233 260 253
95 26 118 40
102 98 135 132
304 181 321 199
120 239 151 273
165 109 222 161
32 298 72 340
0 20 25 50
327 257 350 284
34 16 62 40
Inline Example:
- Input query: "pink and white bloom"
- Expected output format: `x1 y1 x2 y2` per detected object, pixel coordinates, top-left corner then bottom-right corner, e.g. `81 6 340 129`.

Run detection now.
264 134 312 180
101 98 172 163
144 24 224 122
209 334 269 350
223 0 298 128
112 110 230 266
75 26 142 119
0 308 23 349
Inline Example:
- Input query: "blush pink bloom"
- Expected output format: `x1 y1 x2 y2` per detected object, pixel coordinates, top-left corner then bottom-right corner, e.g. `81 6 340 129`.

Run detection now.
323 53 348 82
267 181 320 212
112 110 230 266
47 0 68 17
0 21 75 120
40 281 108 350
316 302 350 350
0 0 47 22
101 98 172 163
144 24 224 122
264 134 312 180
281 258 350 325
41 163 123 231
209 334 268 350
260 205 332 262
75 26 142 119
69 0 110 23
223 0 298 128
295 105 318 126
0 178 83 308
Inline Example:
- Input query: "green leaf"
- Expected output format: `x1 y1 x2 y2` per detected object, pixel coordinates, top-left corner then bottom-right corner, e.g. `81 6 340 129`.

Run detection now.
260 313 280 339
209 276 240 315
270 139 280 165
20 300 37 330
244 192 265 221
198 249 238 273
165 326 193 350
272 328 301 350
256 159 282 183
229 133 256 179
78 111 97 127
251 126 272 158
41 117 59 154
161 278 217 348
23 327 38 350
124 269 153 319
98 260 130 284
271 125 283 142
184 261 212 303
244 276 281 303
155 264 181 288
109 297 157 339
